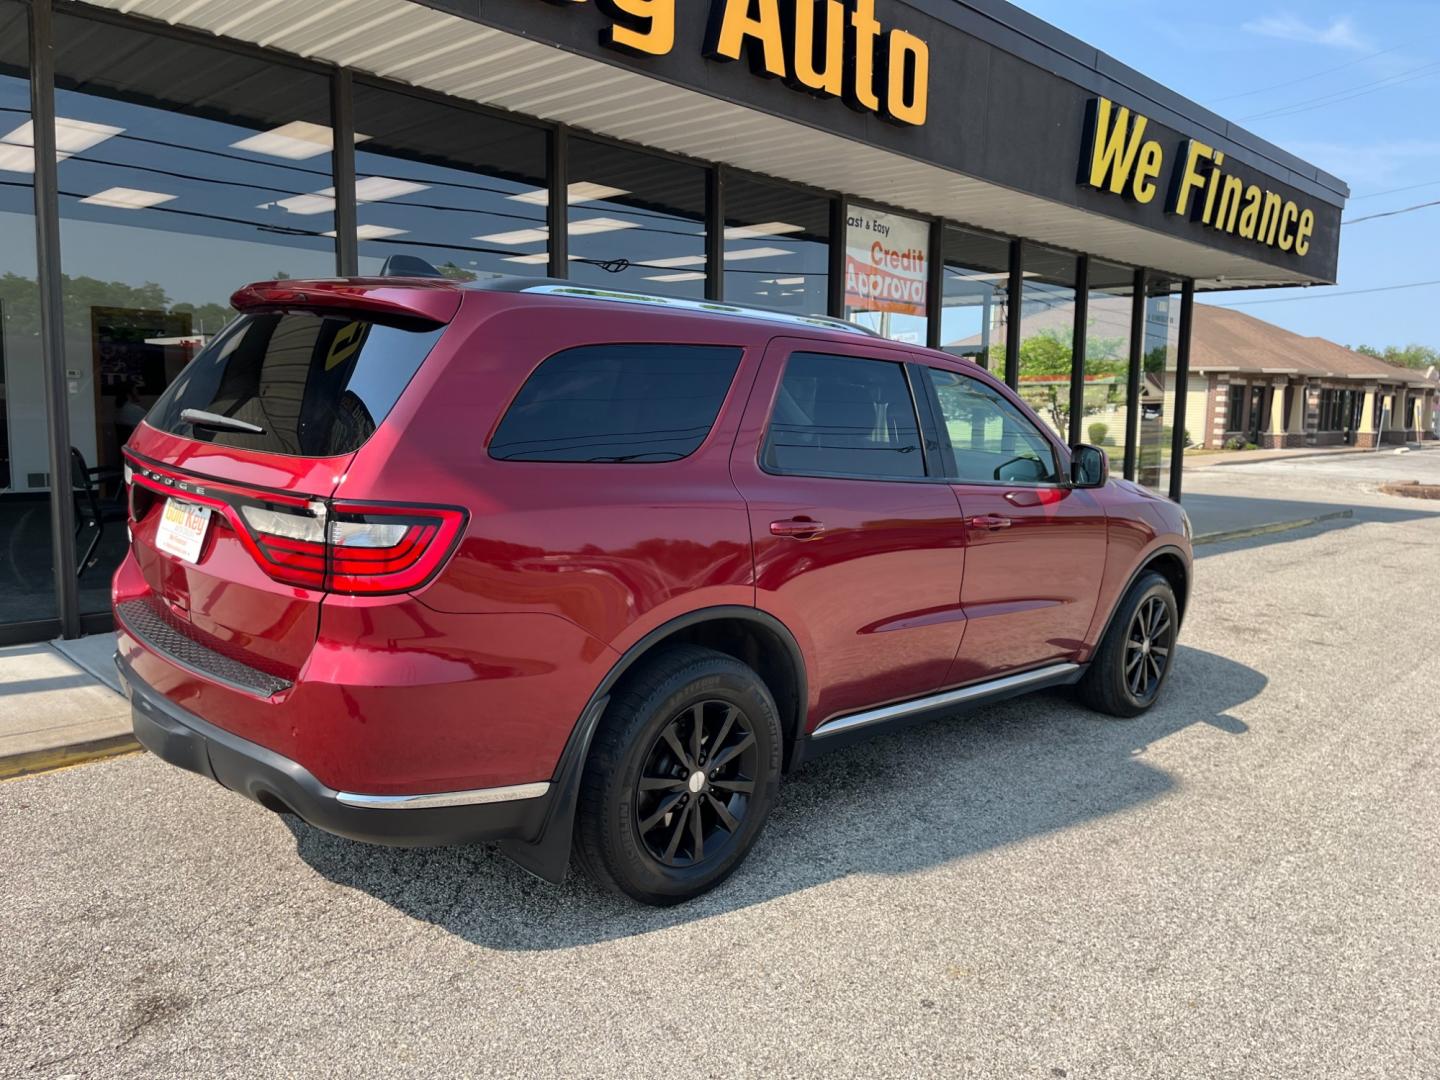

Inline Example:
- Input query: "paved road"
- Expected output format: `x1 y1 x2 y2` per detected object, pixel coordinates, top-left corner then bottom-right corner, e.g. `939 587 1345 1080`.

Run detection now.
4 462 1438 1079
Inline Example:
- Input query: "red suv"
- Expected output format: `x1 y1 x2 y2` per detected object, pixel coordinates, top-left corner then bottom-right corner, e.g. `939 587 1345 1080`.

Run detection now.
115 277 1191 905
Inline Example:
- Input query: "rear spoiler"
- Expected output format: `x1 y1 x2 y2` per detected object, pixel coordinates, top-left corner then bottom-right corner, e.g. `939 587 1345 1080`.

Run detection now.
230 279 463 330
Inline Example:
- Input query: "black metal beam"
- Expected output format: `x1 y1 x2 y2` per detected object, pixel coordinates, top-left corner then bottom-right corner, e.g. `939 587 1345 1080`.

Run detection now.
29 0 80 638
926 219 944 350
1169 280 1196 502
1004 239 1023 389
1069 254 1089 446
547 125 568 278
828 197 846 319
330 68 358 277
706 165 724 302
1123 268 1147 480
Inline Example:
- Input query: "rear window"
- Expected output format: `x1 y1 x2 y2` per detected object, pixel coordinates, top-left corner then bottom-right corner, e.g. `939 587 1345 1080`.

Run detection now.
489 344 743 463
148 313 444 457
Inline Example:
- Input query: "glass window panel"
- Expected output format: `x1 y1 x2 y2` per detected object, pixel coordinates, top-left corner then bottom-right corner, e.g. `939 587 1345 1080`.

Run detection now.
1083 260 1134 466
844 205 930 345
926 368 1060 485
1139 279 1181 492
566 138 706 298
1015 245 1077 442
490 345 742 463
764 353 924 479
0 0 58 625
724 173 829 315
938 227 1010 372
352 83 548 282
53 13 339 612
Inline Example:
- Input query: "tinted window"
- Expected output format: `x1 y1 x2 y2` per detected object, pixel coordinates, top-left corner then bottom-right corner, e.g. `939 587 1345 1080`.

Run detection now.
765 353 924 478
150 313 443 457
489 345 741 463
926 368 1060 485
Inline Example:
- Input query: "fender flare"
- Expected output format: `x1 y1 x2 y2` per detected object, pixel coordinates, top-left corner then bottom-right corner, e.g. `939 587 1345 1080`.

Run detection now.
498 606 807 883
1088 543 1191 655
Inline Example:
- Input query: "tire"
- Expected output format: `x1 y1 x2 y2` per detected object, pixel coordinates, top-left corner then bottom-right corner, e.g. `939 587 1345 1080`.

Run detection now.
1077 571 1179 718
573 645 783 905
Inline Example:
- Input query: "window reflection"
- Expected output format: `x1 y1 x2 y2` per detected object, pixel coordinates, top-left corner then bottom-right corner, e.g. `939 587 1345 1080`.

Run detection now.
1140 280 1181 491
53 13 339 612
939 227 1011 371
1082 261 1135 466
1014 245 1078 442
353 83 548 281
567 138 707 298
724 173 829 315
0 0 58 625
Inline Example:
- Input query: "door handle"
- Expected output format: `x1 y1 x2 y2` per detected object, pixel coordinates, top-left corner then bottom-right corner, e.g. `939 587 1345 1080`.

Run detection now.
968 514 1012 530
770 517 826 539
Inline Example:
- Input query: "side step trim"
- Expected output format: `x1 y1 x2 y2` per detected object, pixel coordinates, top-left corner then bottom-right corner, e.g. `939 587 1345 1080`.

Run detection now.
336 783 551 810
811 663 1081 739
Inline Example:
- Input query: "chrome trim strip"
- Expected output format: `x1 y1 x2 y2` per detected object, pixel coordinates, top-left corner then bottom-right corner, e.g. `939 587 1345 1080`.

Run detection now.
811 663 1080 738
336 782 551 810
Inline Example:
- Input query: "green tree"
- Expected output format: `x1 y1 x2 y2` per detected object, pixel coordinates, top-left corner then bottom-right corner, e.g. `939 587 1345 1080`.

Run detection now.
1351 343 1440 370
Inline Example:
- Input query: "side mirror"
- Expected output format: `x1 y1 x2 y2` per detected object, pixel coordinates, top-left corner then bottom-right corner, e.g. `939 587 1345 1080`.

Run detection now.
1069 444 1109 488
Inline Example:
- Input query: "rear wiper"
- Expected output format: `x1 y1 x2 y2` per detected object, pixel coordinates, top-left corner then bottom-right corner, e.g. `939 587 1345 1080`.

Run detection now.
181 408 265 435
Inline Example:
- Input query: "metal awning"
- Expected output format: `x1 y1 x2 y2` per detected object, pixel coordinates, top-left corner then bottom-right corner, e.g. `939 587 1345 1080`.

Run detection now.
81 0 1329 289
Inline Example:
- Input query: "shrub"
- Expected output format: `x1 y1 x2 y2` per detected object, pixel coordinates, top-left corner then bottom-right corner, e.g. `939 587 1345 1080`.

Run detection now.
1223 436 1248 451
1087 422 1109 445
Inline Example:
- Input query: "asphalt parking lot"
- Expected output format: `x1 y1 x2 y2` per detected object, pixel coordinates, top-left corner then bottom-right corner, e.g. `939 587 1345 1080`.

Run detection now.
3 455 1438 1079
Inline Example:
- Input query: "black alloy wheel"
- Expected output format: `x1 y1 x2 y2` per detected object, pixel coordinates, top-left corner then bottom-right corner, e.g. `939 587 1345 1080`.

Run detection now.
634 700 758 867
1076 570 1180 718
574 645 782 905
1125 595 1173 702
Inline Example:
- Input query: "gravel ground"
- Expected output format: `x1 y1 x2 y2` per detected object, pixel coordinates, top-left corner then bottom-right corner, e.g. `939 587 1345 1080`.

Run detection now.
3 464 1438 1079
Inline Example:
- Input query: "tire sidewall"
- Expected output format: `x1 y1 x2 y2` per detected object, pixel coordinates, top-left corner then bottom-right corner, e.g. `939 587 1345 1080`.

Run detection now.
603 662 782 903
1110 578 1178 712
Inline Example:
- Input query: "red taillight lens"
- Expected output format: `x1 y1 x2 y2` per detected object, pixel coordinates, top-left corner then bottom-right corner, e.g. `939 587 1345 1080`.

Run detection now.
237 501 464 594
325 503 466 595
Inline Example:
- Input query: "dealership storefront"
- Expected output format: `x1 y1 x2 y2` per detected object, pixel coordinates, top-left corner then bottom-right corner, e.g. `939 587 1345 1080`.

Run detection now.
0 0 1347 643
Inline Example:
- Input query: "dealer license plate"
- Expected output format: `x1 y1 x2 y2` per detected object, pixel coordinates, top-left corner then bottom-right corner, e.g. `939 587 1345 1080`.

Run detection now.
155 498 212 564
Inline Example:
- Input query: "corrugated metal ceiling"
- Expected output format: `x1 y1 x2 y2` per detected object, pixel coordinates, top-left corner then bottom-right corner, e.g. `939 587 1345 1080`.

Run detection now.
86 0 1317 288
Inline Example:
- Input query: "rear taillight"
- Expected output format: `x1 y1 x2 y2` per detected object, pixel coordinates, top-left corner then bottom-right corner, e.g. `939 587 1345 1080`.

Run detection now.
238 500 465 595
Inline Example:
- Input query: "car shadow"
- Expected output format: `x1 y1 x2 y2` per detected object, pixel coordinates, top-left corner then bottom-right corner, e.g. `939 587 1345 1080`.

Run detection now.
284 645 1261 950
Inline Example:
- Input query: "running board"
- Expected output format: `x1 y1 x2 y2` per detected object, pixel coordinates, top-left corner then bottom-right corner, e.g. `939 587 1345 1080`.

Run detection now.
794 662 1082 765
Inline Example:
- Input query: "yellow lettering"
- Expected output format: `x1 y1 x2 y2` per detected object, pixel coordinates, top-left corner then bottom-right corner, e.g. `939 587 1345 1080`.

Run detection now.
1258 190 1284 245
883 29 928 125
1133 140 1163 204
705 0 788 78
1201 151 1225 224
1295 208 1315 256
1085 98 1151 196
1216 175 1244 233
1171 139 1214 218
1277 201 1300 251
1237 185 1263 239
596 0 675 57
788 0 845 97
847 0 881 112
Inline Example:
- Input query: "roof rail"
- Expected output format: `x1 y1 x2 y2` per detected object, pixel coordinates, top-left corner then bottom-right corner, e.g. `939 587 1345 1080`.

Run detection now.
519 284 882 337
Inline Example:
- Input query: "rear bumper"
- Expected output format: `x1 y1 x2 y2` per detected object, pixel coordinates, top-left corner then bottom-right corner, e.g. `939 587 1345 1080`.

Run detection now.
117 652 554 848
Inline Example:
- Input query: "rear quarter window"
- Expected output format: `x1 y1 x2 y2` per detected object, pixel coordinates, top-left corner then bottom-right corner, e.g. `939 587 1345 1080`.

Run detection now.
489 344 743 463
148 312 444 457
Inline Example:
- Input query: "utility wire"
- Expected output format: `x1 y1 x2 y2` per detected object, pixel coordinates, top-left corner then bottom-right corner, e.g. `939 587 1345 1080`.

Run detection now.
1208 280 1440 306
1344 198 1440 225
1207 44 1406 104
1241 59 1440 121
1351 178 1440 201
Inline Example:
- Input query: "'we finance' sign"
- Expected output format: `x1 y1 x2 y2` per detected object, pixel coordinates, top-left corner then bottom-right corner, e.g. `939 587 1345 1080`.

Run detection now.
844 207 929 318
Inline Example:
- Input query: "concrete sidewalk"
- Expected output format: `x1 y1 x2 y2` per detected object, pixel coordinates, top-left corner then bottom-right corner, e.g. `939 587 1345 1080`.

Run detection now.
0 634 133 779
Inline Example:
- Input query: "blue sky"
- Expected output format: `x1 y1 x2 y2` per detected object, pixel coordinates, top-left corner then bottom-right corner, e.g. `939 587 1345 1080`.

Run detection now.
1012 0 1440 350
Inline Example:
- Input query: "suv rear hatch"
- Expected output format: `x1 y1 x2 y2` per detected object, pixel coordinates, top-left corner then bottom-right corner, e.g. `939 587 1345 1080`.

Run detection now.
118 280 465 690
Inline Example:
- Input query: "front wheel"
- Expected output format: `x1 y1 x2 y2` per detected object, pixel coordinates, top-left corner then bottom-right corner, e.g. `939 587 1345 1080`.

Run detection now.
573 645 782 905
1077 571 1179 718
